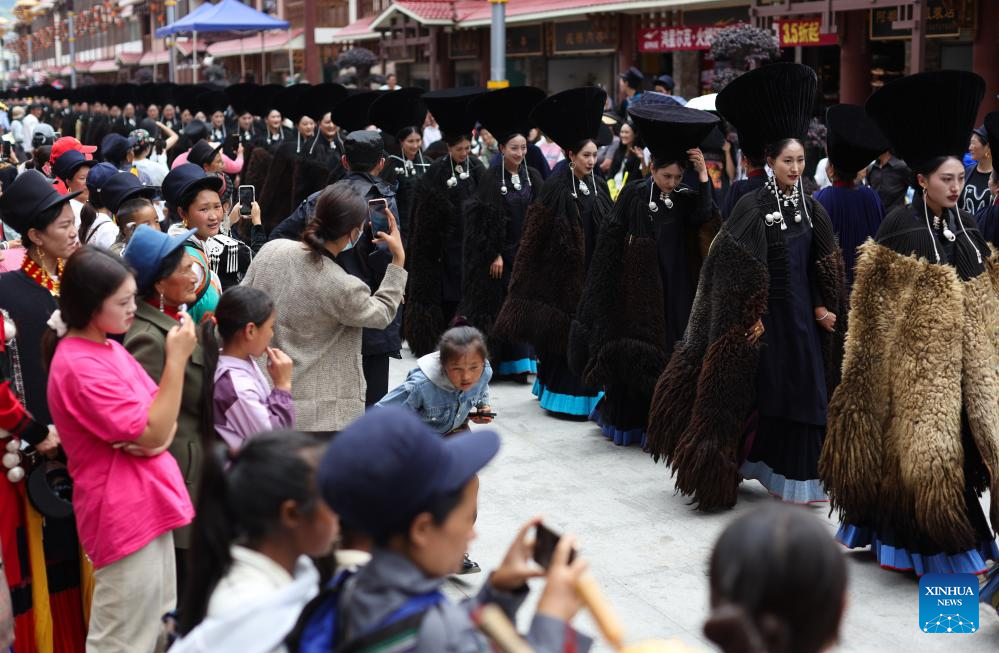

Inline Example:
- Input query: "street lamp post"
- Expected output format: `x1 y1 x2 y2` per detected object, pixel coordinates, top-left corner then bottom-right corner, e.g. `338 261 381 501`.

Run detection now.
487 0 507 89
68 6 76 89
166 0 176 82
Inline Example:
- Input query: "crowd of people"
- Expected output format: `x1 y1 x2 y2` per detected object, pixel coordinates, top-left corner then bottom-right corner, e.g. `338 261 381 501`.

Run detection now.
0 64 998 653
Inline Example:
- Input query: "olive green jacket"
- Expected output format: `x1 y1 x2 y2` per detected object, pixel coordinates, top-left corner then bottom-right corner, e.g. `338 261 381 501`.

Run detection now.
124 300 207 549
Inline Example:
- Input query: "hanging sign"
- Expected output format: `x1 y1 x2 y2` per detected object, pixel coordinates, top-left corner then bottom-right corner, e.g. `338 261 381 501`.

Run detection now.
638 25 727 52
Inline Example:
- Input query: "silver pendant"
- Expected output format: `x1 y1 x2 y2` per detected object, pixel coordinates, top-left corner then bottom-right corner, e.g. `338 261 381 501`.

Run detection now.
579 179 590 196
511 173 522 191
943 227 956 242
648 201 659 213
500 184 508 195
794 212 802 223
661 192 673 209
446 176 458 188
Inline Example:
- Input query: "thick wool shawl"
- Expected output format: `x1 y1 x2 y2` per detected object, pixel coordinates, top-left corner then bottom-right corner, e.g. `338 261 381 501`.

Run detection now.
820 242 999 552
646 188 846 510
568 180 718 394
492 167 612 354
458 165 543 344
402 156 485 357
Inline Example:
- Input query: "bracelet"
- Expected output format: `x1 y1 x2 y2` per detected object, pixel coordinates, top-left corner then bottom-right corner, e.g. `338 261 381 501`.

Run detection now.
815 311 830 322
0 241 7 250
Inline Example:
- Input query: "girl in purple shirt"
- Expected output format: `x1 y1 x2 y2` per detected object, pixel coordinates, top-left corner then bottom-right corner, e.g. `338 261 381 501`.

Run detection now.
202 286 295 449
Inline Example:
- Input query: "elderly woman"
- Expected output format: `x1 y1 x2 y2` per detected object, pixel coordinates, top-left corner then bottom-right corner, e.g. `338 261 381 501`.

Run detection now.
242 184 406 435
123 223 207 591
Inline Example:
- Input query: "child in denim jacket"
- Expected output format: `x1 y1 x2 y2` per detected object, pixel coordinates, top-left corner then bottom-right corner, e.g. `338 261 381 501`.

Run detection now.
378 325 493 434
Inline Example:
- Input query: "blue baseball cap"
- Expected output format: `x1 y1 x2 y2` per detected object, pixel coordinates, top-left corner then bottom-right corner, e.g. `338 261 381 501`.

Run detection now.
85 162 119 209
318 406 500 538
122 224 195 292
100 133 134 165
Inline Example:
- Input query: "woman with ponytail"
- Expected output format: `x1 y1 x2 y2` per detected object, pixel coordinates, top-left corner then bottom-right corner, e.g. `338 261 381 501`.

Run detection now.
704 504 847 653
45 247 197 653
172 432 338 652
200 286 295 450
242 183 406 435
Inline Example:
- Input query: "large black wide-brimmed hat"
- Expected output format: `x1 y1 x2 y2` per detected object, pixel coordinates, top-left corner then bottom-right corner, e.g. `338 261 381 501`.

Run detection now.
865 70 984 173
276 83 312 124
303 83 350 123
985 110 999 154
225 83 260 117
529 86 607 153
369 87 427 138
470 86 546 145
0 170 81 236
629 103 719 166
330 90 385 133
197 89 229 116
423 87 486 141
825 104 891 178
716 63 817 161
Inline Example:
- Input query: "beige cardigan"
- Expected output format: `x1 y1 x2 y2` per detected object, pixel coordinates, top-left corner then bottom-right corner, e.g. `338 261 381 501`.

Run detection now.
241 239 407 431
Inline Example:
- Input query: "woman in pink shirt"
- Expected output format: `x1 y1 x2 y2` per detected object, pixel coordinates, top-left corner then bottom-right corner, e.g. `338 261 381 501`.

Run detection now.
44 247 198 653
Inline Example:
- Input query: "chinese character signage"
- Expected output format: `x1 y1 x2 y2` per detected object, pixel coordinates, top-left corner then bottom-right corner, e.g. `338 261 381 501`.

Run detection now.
638 25 727 52
552 19 618 54
870 0 971 40
775 19 838 47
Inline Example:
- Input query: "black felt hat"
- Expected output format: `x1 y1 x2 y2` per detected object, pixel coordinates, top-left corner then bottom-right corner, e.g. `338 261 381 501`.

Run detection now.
825 104 891 178
423 87 486 141
0 170 81 236
330 90 385 132
369 87 427 137
619 66 645 91
985 111 999 154
629 103 719 166
866 70 984 173
197 89 229 116
260 84 285 114
225 83 260 116
470 86 546 145
716 63 817 161
111 83 139 109
530 86 607 153
188 139 225 168
277 84 313 124
343 130 385 170
303 83 350 123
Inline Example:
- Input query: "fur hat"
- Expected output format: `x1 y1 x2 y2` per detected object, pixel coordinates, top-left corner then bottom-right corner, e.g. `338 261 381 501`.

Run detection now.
470 86 546 145
302 83 349 123
530 86 607 153
825 104 891 178
866 70 984 173
423 87 486 142
369 87 427 138
330 90 385 133
716 63 817 161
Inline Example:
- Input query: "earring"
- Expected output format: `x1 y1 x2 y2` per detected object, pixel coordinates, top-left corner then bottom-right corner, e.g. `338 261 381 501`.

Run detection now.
36 245 45 266
569 161 575 170
159 293 165 312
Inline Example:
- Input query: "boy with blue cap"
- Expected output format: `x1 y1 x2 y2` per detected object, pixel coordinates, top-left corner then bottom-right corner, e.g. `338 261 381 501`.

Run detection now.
306 406 593 653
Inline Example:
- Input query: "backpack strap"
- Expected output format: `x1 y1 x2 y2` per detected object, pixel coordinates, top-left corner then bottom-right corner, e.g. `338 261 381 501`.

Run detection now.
337 590 445 653
284 570 354 653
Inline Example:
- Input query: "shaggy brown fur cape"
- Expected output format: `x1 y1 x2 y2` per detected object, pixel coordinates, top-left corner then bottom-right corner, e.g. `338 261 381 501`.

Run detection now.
645 188 846 510
568 180 719 395
492 166 612 354
820 242 999 552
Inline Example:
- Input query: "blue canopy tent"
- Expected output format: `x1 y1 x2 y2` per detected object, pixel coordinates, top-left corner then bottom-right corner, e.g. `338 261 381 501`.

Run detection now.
155 0 290 83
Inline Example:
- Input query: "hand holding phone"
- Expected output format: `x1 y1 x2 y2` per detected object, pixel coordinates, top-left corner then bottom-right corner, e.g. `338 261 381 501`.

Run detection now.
238 185 255 216
533 523 577 570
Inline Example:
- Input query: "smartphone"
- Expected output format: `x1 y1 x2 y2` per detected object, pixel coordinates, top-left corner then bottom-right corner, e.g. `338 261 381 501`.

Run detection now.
474 411 497 419
1 140 10 158
228 132 241 151
238 185 255 216
533 523 576 570
367 198 389 234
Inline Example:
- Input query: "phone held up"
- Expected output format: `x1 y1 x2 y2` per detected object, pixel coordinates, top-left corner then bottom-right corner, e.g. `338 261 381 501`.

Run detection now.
367 198 391 250
238 185 255 216
533 523 576 570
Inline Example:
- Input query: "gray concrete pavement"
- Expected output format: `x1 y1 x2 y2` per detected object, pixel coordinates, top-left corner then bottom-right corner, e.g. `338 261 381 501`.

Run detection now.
388 354 999 652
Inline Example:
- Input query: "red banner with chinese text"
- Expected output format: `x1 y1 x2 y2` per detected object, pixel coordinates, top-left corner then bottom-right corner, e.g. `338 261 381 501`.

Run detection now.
637 25 728 52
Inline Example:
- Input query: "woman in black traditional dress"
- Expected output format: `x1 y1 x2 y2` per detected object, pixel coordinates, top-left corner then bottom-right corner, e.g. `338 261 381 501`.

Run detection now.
975 111 999 249
572 102 719 446
647 64 847 508
494 87 612 418
371 88 431 239
459 86 546 380
403 88 486 357
813 104 889 292
822 71 999 576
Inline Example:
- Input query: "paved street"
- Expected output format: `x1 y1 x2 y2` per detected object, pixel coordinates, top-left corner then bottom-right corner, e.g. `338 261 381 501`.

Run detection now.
388 354 999 652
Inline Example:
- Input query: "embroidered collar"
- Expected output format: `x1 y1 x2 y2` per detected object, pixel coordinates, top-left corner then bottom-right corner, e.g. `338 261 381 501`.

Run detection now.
145 296 181 322
21 253 63 296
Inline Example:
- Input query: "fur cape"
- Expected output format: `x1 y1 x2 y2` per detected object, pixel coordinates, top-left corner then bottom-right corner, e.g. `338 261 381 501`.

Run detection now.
258 142 298 233
568 179 719 393
820 242 999 553
291 155 334 208
458 164 544 344
492 166 613 354
646 187 847 510
402 155 485 357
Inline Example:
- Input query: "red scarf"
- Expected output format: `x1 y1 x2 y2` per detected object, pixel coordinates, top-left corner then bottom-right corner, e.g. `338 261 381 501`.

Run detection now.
144 297 181 321
833 181 854 188
747 168 765 178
